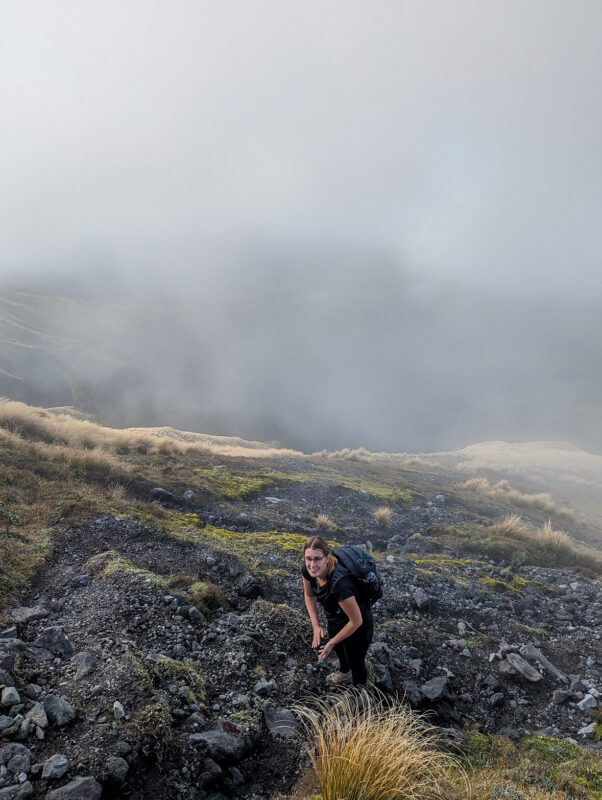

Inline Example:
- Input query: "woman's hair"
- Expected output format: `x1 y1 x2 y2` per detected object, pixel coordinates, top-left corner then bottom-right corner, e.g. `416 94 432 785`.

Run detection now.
303 535 337 577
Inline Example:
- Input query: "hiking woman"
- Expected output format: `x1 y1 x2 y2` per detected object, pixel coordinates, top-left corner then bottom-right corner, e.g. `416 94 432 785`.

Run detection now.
302 535 374 686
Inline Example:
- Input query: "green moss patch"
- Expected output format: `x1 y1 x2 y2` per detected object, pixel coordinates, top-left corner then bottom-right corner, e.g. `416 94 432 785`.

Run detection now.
152 656 206 705
191 466 413 505
162 515 328 579
192 468 280 500
86 550 168 589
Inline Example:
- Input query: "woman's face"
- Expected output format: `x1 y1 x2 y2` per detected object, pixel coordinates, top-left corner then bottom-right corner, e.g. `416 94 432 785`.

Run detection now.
304 547 329 580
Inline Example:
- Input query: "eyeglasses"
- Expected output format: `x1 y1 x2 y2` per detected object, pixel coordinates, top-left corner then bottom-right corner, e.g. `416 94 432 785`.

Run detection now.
305 555 325 564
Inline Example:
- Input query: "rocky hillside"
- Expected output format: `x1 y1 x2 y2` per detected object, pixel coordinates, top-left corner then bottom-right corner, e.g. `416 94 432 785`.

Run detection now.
0 402 601 799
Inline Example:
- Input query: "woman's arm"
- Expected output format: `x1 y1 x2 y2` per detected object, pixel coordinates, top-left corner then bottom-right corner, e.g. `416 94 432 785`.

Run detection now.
303 577 326 648
317 596 363 659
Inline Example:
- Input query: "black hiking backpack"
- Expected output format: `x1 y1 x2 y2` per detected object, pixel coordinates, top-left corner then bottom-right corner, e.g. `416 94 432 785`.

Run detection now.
332 545 383 605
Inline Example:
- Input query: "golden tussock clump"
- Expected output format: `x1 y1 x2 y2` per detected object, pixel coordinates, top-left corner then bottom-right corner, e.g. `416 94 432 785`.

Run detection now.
294 690 469 800
373 505 393 526
0 398 303 459
488 514 529 538
535 520 573 557
315 513 333 531
459 477 566 517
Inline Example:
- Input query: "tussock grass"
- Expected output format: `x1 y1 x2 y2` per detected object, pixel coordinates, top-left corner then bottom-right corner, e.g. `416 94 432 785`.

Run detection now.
458 731 602 799
187 580 226 612
374 505 393 527
460 477 568 518
0 398 300 459
427 516 602 576
315 513 333 531
535 519 572 557
295 690 468 800
488 514 529 537
322 446 372 462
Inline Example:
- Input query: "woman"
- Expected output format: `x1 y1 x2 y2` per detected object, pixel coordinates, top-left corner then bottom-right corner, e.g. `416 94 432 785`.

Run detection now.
302 535 374 686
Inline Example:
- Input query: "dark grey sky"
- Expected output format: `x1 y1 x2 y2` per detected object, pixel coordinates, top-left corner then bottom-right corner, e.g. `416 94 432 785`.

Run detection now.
1 0 601 294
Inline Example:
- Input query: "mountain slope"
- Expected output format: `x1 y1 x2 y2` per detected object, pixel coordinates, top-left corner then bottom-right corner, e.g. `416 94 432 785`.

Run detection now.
0 401 601 799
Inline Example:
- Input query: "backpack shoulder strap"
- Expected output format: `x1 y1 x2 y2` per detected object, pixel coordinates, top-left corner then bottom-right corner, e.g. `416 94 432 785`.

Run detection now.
330 561 351 591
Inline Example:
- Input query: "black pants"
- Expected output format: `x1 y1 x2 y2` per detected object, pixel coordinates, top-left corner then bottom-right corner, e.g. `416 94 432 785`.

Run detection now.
327 611 374 686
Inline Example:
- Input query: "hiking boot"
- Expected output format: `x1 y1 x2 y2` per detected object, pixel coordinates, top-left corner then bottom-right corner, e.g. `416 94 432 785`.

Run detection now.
325 670 353 686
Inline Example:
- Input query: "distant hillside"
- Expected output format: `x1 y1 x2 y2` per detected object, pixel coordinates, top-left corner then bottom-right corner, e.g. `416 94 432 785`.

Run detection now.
2 264 602 454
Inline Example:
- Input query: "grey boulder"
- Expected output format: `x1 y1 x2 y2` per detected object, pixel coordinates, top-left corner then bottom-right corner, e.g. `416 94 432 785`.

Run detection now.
42 755 69 780
33 628 72 659
24 704 48 729
420 676 449 701
71 652 98 681
106 756 128 782
0 782 33 799
0 743 32 778
8 608 48 625
263 704 297 738
45 777 102 800
43 696 75 727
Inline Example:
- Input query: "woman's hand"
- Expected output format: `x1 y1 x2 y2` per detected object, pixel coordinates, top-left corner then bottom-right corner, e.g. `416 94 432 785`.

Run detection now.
312 626 326 649
317 640 334 660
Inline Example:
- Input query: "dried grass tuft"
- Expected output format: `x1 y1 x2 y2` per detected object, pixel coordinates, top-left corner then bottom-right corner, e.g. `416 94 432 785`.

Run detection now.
534 520 573 558
295 690 469 800
488 514 529 538
459 477 565 517
315 513 333 531
374 506 393 527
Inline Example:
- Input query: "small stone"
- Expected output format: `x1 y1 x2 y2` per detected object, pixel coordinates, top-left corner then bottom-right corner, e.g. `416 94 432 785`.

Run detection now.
1 688 20 707
263 704 297 738
499 660 518 677
402 680 422 707
42 754 69 780
413 588 430 610
0 670 15 688
253 679 272 697
489 692 505 707
24 704 48 729
106 756 128 782
43 695 75 727
113 701 125 720
420 676 448 701
230 766 244 785
577 722 595 737
45 776 102 800
203 757 222 777
551 689 573 705
237 574 262 599
115 740 131 756
32 627 72 658
8 607 48 625
71 652 98 681
577 694 597 711
0 781 33 799
0 744 32 779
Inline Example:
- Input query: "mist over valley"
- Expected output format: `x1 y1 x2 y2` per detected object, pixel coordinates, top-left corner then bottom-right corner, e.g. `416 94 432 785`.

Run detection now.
2 253 601 456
